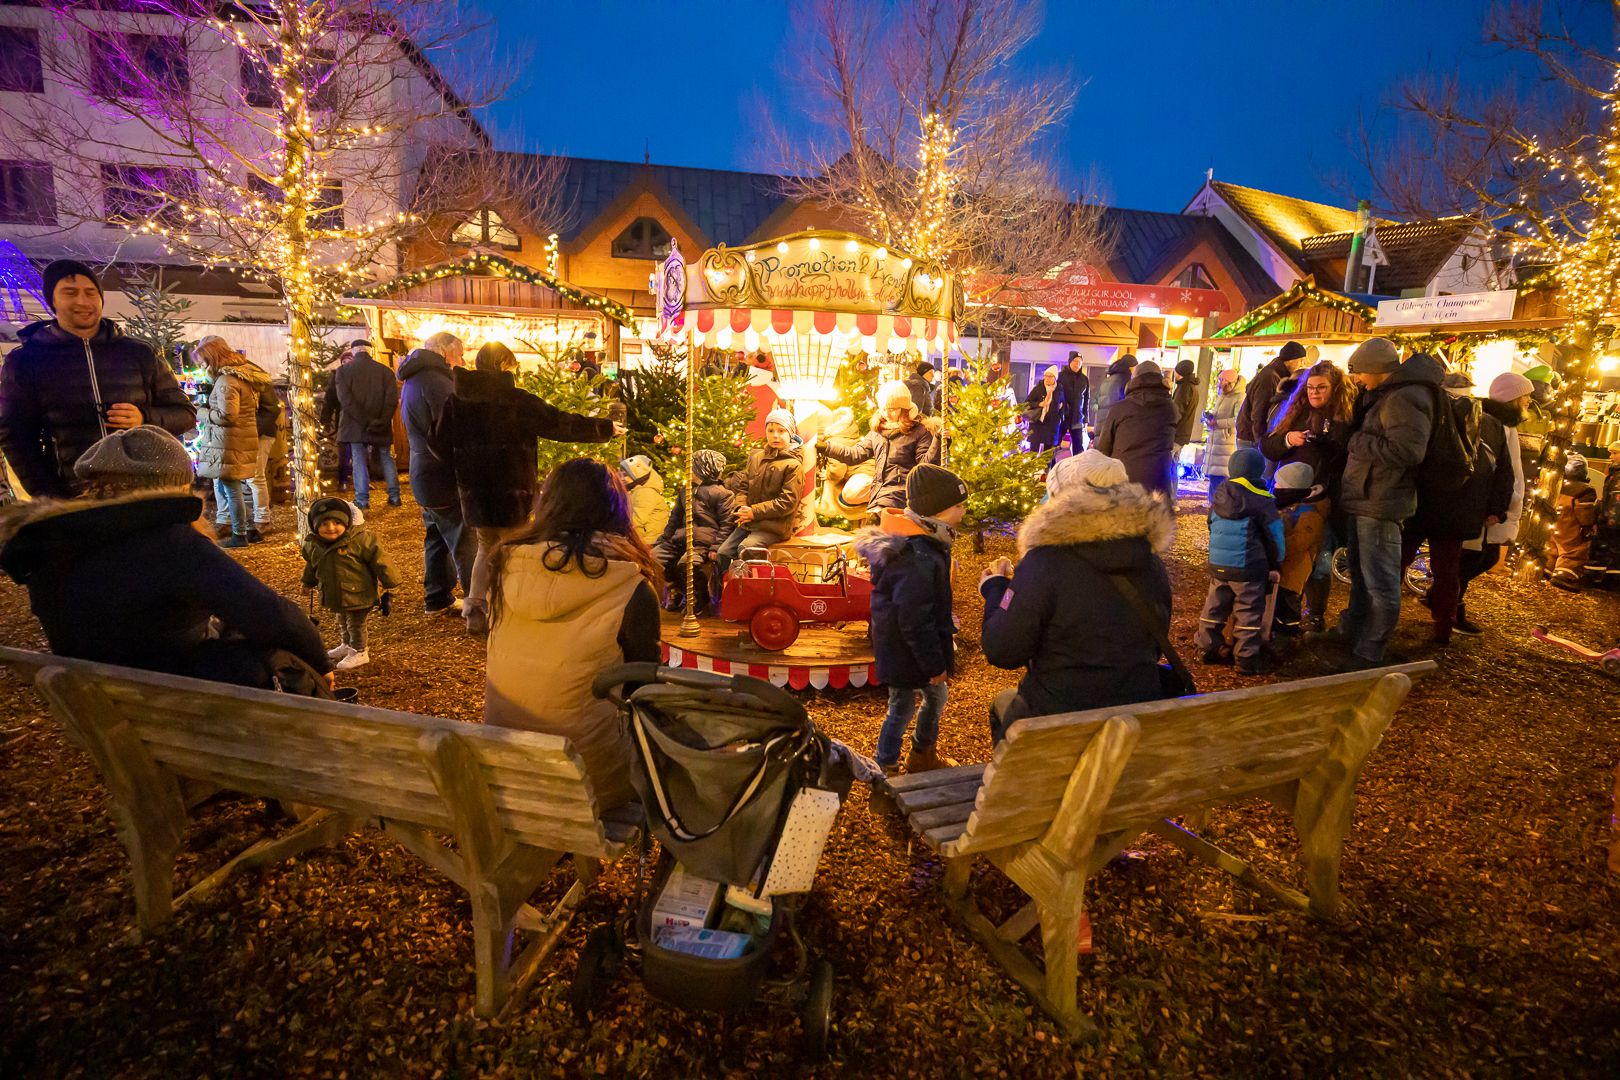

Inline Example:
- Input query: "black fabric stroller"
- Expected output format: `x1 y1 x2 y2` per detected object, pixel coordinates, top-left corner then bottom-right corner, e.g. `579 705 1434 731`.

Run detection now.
571 663 852 1058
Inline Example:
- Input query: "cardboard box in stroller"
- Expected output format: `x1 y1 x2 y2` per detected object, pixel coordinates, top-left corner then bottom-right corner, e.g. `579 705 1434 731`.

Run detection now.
651 864 723 929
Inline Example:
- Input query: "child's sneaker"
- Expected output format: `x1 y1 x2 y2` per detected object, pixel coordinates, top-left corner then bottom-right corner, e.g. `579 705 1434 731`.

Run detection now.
335 649 370 671
327 644 355 661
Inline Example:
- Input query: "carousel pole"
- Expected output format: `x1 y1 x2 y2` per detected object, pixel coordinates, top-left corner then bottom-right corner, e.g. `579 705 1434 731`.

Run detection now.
679 328 700 638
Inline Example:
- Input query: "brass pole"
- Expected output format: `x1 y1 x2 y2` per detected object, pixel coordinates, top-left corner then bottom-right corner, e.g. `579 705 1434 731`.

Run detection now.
679 331 700 637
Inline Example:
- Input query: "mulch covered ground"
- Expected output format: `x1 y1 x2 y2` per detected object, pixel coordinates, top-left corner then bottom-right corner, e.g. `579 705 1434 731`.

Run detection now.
1 492 1617 1077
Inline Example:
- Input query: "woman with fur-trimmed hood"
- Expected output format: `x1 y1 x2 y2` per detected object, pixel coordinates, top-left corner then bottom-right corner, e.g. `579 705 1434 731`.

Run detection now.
819 379 940 520
979 449 1176 736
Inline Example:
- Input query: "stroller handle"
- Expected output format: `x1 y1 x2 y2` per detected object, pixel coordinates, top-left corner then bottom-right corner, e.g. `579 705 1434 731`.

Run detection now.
592 663 806 719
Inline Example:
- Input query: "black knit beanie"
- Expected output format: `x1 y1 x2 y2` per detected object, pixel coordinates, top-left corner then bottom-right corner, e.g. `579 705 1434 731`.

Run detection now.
906 463 969 518
42 259 102 311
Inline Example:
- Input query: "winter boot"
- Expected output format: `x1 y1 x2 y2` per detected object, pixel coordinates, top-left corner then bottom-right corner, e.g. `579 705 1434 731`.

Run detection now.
1201 646 1234 665
1302 575 1330 634
220 533 250 549
246 528 266 544
1237 653 1276 676
905 745 958 774
1453 604 1483 636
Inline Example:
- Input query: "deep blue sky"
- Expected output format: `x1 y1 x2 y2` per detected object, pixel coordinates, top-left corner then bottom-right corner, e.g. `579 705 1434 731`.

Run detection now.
476 0 1584 213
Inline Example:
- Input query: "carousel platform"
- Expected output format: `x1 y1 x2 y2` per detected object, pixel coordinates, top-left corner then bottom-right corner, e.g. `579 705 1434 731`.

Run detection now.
658 610 879 691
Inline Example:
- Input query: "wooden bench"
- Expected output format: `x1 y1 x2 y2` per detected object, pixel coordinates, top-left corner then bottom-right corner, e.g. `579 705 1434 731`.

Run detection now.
0 646 637 1018
888 662 1434 1038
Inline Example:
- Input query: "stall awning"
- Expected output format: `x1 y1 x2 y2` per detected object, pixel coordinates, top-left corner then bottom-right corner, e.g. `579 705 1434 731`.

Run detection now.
686 306 956 352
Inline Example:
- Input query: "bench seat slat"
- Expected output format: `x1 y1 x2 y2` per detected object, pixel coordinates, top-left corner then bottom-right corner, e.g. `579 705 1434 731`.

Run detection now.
908 801 976 832
887 763 987 794
893 778 985 814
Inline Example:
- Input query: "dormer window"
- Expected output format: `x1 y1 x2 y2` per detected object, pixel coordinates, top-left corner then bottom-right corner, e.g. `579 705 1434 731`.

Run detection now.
452 208 520 250
612 217 671 260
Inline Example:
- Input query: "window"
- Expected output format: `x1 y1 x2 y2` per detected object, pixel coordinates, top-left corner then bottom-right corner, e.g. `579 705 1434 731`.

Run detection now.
1171 263 1217 291
102 163 197 226
0 161 55 224
241 48 336 111
0 27 43 93
612 216 672 260
90 33 189 100
452 208 520 250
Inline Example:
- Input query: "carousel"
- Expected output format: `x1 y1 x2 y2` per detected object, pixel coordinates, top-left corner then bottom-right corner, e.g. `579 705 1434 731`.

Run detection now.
654 230 961 689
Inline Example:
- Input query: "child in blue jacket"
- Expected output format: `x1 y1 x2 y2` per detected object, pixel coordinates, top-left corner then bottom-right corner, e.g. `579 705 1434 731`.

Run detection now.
1196 447 1283 674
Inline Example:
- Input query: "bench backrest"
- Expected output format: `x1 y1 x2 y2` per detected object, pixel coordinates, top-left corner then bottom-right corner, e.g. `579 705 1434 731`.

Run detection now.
0 647 621 859
952 662 1433 857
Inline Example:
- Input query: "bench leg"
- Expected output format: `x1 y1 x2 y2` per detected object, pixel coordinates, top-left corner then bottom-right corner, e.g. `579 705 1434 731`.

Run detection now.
942 855 972 900
1036 876 1084 1026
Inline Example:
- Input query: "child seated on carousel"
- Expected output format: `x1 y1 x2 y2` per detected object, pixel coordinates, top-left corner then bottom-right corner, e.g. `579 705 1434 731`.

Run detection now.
651 449 737 614
713 409 808 576
818 379 940 525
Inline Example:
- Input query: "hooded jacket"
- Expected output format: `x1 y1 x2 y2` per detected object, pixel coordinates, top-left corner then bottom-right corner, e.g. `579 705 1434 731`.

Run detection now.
1203 374 1246 478
853 510 955 689
820 416 940 513
737 443 806 542
1236 354 1294 445
655 479 737 553
195 361 273 481
1277 492 1328 594
247 362 283 439
397 348 458 508
1056 364 1090 432
327 351 399 446
1094 369 1179 496
0 492 330 683
0 319 194 498
980 479 1175 725
1094 355 1136 433
483 540 660 809
1208 476 1285 582
1171 372 1201 445
300 501 399 612
1340 353 1444 522
1415 396 1516 543
624 461 671 544
428 368 615 528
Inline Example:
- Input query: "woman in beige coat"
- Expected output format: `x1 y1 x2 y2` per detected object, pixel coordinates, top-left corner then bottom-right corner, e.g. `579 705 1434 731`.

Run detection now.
193 336 272 547
483 458 663 808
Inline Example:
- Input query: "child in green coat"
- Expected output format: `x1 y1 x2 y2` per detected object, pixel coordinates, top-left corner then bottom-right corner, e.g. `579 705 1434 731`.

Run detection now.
301 497 398 671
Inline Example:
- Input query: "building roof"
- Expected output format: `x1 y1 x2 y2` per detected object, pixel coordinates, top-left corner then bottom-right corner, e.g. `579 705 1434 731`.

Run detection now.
1201 180 1380 274
1299 218 1476 294
1097 206 1282 308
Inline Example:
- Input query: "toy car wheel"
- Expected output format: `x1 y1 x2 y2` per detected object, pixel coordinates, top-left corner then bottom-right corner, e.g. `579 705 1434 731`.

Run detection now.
750 604 801 651
1602 655 1620 679
570 925 622 1021
802 958 834 1059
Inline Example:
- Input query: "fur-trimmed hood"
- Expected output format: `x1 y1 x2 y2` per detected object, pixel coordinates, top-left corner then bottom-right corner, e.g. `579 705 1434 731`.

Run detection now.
1017 481 1175 557
0 492 204 582
853 510 935 570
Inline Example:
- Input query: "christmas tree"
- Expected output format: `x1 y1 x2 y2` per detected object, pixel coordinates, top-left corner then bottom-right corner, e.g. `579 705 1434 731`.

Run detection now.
947 353 1049 549
122 275 194 372
830 350 881 429
514 353 622 482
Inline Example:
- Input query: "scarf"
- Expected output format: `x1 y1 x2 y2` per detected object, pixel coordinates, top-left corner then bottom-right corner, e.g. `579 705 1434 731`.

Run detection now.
903 508 957 547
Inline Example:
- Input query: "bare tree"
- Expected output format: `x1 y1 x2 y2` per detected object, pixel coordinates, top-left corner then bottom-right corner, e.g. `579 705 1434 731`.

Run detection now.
1363 1 1620 573
7 0 549 527
781 0 1112 347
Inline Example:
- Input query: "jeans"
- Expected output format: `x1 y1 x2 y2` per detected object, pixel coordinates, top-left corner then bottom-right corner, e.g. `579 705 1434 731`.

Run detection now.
421 504 474 610
715 526 778 576
214 478 247 535
218 438 275 527
876 682 948 768
352 443 400 507
465 526 504 617
1339 515 1404 662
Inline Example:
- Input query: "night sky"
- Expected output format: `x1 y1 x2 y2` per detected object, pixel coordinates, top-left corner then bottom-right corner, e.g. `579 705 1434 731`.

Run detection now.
478 1 1597 214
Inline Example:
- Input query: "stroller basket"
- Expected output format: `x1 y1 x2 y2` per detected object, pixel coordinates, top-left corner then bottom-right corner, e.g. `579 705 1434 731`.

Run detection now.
637 854 782 1011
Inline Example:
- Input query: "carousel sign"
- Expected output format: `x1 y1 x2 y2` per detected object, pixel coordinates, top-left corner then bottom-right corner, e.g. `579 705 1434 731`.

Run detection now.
689 230 959 322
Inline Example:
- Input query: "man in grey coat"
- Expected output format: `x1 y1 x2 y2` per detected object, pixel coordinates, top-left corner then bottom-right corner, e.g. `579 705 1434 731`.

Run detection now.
1335 338 1441 669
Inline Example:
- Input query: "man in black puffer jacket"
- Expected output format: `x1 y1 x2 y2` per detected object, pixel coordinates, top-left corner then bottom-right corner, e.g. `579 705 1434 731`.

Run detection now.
0 260 193 498
1094 361 1179 496
1236 340 1308 448
399 334 473 615
327 345 400 509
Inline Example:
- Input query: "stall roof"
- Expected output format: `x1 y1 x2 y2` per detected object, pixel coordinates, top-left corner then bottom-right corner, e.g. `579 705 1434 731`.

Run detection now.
342 253 636 328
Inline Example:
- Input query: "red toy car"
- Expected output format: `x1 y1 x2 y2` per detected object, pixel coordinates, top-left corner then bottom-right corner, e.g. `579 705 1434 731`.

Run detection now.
719 549 872 651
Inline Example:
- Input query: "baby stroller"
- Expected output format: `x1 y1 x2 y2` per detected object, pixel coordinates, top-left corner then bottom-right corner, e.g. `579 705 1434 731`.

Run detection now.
571 664 852 1058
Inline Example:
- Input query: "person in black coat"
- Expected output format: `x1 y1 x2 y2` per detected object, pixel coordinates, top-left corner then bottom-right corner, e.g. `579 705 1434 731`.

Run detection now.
1235 340 1308 448
1091 352 1137 437
853 464 968 775
398 334 474 615
980 449 1176 738
1023 367 1062 452
1170 358 1200 453
1094 361 1179 497
905 361 937 417
0 260 194 499
0 426 332 691
430 341 621 634
1055 352 1091 452
324 344 399 509
653 449 738 614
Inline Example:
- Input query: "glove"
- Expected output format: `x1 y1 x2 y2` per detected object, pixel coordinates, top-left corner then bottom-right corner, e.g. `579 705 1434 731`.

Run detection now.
378 591 392 616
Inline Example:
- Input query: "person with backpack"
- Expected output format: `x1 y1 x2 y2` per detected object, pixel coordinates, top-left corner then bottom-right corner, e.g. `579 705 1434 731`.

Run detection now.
1400 373 1493 644
1335 339 1443 670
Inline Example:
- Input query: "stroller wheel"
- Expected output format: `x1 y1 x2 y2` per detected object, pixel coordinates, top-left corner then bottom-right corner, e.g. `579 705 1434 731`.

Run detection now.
1601 654 1620 679
570 925 622 1022
801 957 834 1059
